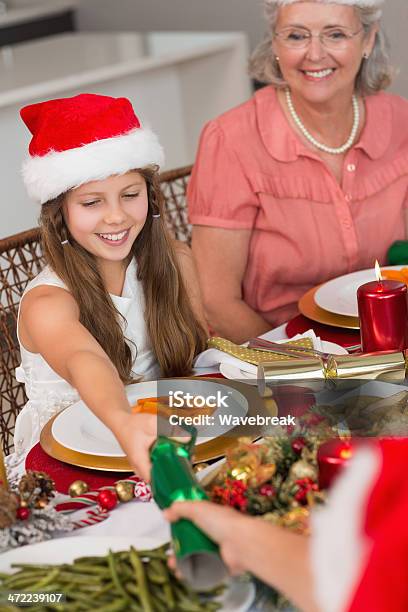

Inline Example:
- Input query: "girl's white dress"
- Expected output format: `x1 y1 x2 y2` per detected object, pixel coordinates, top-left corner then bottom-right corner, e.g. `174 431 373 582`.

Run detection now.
14 258 160 454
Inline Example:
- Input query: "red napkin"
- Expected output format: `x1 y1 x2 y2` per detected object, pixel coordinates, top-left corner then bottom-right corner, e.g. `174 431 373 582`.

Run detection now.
25 443 134 494
286 314 360 348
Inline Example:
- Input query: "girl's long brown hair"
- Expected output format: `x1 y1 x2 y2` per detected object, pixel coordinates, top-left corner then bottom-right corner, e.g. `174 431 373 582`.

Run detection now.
39 167 207 383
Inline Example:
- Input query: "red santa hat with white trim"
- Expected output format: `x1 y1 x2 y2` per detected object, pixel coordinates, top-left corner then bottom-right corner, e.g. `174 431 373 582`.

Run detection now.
311 439 408 612
20 93 165 205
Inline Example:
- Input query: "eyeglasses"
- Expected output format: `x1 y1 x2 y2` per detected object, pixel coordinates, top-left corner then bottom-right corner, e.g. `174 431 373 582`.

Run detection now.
274 26 364 50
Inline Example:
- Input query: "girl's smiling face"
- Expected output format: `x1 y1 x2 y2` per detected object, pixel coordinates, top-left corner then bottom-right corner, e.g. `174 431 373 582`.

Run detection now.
63 170 148 264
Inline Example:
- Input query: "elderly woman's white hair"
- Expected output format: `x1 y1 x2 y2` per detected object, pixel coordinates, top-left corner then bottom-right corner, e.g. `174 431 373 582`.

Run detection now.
265 0 383 9
250 0 392 95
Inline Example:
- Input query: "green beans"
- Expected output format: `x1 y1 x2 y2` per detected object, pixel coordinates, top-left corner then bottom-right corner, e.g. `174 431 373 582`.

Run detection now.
129 547 154 612
0 545 224 611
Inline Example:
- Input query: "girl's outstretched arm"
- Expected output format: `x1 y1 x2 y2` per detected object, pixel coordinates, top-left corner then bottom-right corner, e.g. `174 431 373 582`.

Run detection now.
19 285 155 480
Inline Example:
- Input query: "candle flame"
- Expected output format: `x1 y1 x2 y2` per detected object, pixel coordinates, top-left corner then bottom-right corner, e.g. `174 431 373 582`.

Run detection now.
340 448 353 460
375 260 382 282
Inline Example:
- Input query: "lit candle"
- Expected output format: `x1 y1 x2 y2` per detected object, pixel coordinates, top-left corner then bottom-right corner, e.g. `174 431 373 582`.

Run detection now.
0 446 8 489
317 438 353 490
357 261 408 353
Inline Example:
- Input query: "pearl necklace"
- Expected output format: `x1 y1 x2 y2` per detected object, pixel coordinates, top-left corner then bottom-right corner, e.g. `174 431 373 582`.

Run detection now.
285 88 360 155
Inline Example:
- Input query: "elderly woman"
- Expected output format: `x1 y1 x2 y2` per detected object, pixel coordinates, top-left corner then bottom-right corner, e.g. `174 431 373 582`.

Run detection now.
188 0 408 343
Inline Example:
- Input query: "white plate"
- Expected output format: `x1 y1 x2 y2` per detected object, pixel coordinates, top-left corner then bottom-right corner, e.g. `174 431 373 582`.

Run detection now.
52 379 249 457
220 341 348 382
314 265 404 317
220 363 258 385
0 536 254 612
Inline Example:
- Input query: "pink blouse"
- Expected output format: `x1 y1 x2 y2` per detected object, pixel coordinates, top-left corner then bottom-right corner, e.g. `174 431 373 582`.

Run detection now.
187 86 408 326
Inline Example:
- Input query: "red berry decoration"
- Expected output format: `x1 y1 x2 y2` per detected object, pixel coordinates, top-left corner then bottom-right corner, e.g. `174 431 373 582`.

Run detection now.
97 489 118 511
291 437 306 455
259 484 275 498
294 477 318 504
211 479 248 511
16 506 31 521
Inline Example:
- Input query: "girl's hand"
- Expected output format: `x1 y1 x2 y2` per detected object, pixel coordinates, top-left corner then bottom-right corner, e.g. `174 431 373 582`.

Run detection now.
111 412 157 482
164 500 251 575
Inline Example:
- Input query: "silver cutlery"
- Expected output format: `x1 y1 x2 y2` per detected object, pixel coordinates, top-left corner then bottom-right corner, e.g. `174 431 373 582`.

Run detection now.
247 337 333 360
248 337 362 359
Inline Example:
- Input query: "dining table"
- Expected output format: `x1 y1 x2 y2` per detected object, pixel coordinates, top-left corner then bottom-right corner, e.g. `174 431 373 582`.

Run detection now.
2 306 397 612
2 319 316 612
4 323 295 541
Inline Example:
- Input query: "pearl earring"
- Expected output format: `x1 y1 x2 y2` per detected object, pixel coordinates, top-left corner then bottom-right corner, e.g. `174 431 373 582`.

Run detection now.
275 56 280 62
363 52 369 59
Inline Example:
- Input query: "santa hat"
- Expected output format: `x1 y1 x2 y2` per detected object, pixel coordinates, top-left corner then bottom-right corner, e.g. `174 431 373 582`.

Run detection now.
20 93 165 204
266 0 383 7
311 439 408 612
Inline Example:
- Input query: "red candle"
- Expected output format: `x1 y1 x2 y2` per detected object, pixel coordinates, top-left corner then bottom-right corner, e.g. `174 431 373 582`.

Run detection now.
317 439 353 490
357 263 408 353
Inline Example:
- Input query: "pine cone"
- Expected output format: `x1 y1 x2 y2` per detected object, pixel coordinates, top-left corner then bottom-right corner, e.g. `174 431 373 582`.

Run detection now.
19 471 55 505
18 472 38 501
31 471 55 498
0 488 19 528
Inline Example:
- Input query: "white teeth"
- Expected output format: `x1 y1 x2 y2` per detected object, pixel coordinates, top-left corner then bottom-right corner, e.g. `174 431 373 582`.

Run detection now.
98 230 127 241
305 68 334 78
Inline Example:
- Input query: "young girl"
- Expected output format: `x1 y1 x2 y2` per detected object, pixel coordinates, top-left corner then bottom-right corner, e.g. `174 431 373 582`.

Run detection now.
14 93 208 479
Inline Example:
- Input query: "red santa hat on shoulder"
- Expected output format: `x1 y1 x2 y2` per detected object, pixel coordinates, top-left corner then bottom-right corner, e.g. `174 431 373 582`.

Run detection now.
311 439 408 612
20 93 165 204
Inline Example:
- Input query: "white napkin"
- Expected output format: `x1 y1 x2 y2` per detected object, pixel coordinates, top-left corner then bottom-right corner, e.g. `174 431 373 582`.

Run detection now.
194 330 323 376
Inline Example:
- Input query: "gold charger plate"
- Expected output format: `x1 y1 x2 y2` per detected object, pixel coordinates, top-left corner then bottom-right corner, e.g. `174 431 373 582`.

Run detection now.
299 285 360 330
40 378 277 471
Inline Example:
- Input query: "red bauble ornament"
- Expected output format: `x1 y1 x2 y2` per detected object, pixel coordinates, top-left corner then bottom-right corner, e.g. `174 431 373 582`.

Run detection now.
291 437 306 455
97 489 118 511
16 506 31 521
294 477 318 504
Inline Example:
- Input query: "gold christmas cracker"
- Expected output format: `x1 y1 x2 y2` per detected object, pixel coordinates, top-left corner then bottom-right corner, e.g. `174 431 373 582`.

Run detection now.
207 336 315 366
258 350 406 396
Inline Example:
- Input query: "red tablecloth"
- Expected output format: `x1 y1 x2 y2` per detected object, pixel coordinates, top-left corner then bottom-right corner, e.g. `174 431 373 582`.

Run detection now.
286 314 360 348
